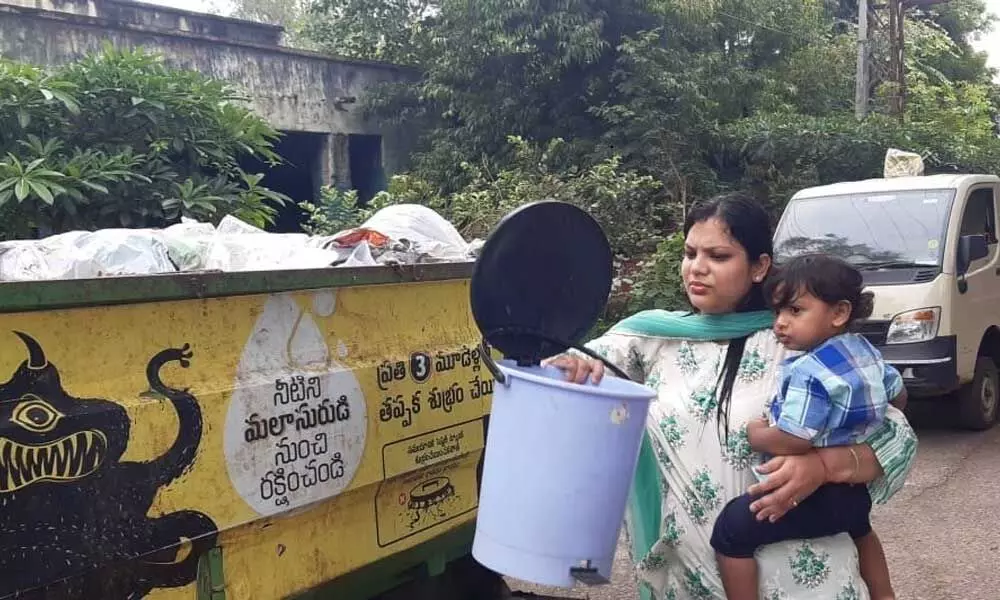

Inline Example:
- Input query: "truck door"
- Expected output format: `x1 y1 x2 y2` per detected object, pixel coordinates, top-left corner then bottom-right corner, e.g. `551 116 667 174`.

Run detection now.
952 184 1000 376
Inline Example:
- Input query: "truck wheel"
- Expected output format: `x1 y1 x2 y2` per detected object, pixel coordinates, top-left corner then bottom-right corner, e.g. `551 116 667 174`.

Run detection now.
958 356 999 430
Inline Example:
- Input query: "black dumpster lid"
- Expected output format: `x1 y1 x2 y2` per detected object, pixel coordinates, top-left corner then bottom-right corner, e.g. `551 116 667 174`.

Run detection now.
470 201 613 365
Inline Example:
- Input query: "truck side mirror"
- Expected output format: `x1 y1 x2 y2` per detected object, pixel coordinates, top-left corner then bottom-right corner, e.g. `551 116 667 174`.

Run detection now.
957 234 989 276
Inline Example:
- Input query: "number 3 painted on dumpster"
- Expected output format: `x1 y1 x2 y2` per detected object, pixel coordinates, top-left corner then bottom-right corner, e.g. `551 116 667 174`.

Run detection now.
410 352 431 383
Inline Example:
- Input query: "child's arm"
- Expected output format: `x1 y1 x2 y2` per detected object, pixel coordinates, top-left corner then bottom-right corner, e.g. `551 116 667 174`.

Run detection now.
883 364 908 411
756 368 831 456
889 387 907 411
747 417 814 455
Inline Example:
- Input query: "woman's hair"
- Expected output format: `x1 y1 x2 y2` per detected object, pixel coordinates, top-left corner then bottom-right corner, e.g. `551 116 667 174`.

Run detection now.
764 254 875 323
683 192 773 441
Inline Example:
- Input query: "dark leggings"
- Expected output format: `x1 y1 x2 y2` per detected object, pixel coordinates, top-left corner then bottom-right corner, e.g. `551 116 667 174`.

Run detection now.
711 482 873 558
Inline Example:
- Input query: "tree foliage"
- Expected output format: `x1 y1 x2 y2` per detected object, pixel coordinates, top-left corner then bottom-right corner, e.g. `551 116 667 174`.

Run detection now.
0 46 288 239
302 136 662 257
296 0 1000 312
301 0 434 64
228 0 314 48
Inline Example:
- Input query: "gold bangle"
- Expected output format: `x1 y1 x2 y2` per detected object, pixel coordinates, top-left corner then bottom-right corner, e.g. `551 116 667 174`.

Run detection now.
848 446 860 481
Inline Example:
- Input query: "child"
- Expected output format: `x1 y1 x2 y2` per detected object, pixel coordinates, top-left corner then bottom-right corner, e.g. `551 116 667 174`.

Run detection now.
710 254 906 600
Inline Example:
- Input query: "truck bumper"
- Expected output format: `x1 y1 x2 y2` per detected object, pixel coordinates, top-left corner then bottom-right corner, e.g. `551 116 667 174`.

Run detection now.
878 336 959 397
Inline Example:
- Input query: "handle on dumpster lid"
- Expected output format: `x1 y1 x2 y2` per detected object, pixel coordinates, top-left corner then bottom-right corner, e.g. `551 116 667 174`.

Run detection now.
478 328 633 387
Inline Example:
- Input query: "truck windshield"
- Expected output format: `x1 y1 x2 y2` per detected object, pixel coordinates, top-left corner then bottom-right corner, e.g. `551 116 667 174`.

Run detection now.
773 189 957 268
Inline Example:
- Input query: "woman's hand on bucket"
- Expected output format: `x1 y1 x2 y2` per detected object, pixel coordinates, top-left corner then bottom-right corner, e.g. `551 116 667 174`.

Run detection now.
542 354 605 384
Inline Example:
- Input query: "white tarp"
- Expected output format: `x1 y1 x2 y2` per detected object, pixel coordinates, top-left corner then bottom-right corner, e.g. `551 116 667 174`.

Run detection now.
0 230 176 281
0 204 478 281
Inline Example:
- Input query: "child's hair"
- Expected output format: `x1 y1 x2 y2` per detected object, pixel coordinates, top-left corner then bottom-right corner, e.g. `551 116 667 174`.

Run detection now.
765 254 874 323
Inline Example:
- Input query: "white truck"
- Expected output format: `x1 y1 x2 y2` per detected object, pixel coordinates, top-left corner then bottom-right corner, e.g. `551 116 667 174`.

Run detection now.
774 174 1000 430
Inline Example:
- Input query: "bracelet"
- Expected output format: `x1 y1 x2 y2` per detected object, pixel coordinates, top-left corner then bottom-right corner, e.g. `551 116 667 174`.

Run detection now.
848 446 861 481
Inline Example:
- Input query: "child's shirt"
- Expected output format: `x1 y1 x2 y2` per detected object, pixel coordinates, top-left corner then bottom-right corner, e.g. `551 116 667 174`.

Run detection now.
769 332 902 447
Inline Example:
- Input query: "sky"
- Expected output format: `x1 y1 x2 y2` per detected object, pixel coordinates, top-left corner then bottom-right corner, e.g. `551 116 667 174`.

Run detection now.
141 0 208 11
146 0 1000 76
145 0 228 15
972 0 1000 75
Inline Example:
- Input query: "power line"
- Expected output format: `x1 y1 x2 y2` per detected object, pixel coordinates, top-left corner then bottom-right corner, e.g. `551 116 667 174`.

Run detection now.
714 11 823 44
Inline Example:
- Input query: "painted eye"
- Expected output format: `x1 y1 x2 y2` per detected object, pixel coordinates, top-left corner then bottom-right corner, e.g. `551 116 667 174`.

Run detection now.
11 395 63 433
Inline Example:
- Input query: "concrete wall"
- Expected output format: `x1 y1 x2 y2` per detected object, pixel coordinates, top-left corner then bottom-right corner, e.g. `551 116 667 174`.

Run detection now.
0 0 416 191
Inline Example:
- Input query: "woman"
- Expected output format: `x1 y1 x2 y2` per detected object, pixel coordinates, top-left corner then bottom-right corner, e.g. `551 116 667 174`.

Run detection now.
548 192 917 600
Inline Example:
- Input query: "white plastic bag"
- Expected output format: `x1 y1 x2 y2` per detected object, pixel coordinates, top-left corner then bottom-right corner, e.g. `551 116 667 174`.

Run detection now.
200 214 345 272
161 218 217 272
359 204 471 262
0 229 176 281
883 148 925 178
0 204 475 281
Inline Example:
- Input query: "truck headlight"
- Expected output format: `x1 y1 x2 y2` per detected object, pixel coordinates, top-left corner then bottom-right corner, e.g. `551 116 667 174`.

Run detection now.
886 307 940 345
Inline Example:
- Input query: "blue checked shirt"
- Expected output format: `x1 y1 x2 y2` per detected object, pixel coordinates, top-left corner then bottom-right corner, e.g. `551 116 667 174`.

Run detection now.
769 333 902 447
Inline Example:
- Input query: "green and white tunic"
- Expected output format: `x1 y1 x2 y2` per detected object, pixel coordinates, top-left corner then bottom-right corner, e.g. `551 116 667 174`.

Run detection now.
586 327 918 600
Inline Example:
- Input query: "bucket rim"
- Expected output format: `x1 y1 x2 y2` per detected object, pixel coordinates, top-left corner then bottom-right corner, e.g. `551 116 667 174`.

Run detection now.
497 361 657 402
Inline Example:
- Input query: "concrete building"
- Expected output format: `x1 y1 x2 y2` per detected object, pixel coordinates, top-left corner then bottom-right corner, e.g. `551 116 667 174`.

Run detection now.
0 0 415 230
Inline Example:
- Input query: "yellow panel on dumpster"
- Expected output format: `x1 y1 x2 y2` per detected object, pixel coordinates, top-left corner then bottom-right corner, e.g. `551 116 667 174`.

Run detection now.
0 276 493 599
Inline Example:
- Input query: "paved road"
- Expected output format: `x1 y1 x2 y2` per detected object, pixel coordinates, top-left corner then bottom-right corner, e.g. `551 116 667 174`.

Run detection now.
506 401 1000 600
872 401 1000 600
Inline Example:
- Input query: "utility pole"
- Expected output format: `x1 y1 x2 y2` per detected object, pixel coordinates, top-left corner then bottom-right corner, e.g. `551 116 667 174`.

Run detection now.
885 0 951 120
887 0 905 119
855 0 870 119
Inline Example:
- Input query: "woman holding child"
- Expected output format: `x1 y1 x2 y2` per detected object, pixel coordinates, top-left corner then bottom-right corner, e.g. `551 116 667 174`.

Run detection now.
547 193 917 600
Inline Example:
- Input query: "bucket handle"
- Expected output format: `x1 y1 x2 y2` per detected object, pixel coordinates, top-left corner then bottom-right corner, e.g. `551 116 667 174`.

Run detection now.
478 329 636 385
479 338 508 386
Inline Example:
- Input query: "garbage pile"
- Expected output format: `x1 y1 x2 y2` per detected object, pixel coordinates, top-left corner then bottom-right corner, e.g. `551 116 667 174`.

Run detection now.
0 204 480 281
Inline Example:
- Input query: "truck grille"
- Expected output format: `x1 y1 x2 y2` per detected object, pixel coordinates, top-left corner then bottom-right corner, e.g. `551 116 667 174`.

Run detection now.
854 320 890 346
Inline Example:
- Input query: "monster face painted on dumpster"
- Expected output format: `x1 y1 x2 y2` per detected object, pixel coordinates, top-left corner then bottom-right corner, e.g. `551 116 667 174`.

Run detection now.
0 332 218 600
0 333 127 493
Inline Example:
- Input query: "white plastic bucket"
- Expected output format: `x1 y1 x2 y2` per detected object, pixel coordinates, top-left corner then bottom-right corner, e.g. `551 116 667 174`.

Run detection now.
472 360 656 587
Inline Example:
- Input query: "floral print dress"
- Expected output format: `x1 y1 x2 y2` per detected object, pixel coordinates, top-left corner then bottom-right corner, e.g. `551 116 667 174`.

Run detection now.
586 328 918 600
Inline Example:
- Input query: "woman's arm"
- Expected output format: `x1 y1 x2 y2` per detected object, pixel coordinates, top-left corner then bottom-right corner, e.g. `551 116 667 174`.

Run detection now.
747 404 918 520
859 404 919 505
546 332 652 384
820 404 917 498
816 443 881 483
817 389 911 485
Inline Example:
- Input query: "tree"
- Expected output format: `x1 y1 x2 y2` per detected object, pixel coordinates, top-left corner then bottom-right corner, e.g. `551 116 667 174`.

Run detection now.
224 0 316 49
0 46 288 239
301 0 435 64
300 0 1000 315
303 136 662 257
